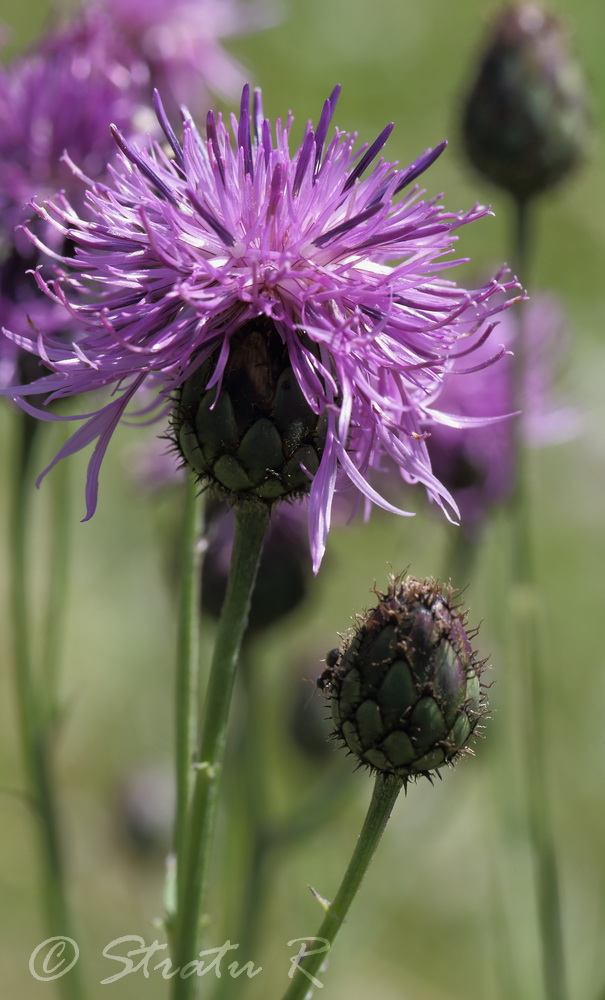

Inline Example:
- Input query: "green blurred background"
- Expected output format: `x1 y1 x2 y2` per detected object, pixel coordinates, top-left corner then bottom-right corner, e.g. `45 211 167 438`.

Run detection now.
1 1 604 998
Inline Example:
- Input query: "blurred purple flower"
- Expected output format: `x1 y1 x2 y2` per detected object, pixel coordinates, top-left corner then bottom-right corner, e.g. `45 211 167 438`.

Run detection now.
0 16 144 241
0 16 147 389
3 85 520 569
90 0 275 116
426 294 576 537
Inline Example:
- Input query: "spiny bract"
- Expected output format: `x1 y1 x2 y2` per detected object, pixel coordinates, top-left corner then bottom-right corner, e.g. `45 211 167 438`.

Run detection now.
320 575 489 784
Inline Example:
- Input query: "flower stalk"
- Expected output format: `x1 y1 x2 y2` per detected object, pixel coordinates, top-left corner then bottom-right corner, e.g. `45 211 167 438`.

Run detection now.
172 474 205 899
510 196 568 1000
9 411 83 1000
280 772 402 1000
170 501 270 1000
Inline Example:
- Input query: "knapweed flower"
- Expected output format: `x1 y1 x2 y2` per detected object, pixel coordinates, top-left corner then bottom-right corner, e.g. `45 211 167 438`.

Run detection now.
425 294 577 537
90 0 274 117
3 86 519 570
0 17 144 242
0 17 146 389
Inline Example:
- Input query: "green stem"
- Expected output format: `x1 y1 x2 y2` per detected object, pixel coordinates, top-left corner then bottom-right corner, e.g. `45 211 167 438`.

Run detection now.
510 196 568 1000
268 766 355 853
9 411 83 1000
173 475 204 916
43 435 72 716
171 502 270 1000
280 772 402 1000
214 713 355 1000
212 645 269 1000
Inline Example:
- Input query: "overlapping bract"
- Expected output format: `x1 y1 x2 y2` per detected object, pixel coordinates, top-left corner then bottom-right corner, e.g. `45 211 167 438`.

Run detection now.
3 86 519 569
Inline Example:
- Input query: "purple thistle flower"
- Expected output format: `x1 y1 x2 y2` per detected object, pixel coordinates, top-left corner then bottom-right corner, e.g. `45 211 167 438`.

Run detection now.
3 86 520 570
0 16 147 389
425 294 577 537
0 17 144 240
90 0 274 116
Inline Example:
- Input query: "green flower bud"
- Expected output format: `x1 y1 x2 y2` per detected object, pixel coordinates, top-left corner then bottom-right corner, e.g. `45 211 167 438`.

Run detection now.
462 4 590 201
173 317 326 503
320 575 488 783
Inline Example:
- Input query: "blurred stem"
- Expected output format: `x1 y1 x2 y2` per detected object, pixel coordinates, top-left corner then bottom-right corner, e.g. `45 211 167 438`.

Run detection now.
280 772 402 1000
173 475 204 914
444 526 479 589
510 197 568 1000
171 502 270 1000
43 433 71 713
268 765 355 852
215 718 356 1000
9 410 83 1000
213 645 268 1000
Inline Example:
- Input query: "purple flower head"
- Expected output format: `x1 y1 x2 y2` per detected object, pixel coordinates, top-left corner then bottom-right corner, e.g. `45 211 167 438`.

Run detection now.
425 294 576 537
3 86 520 570
0 15 148 389
0 17 144 244
91 0 274 116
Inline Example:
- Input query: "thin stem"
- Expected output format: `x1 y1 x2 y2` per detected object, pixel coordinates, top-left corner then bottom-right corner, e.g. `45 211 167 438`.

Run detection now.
211 645 269 1000
173 475 204 915
280 772 402 1000
214 718 355 1000
170 502 270 1000
509 196 568 1000
43 435 72 715
9 410 83 1000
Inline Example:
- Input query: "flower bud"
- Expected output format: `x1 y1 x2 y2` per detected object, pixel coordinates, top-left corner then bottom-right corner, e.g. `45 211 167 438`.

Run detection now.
173 317 326 502
321 576 488 782
116 765 175 856
462 4 589 201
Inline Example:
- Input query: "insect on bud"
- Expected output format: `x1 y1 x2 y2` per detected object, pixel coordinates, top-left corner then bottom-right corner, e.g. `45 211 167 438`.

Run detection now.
320 575 489 783
462 4 590 201
173 317 326 503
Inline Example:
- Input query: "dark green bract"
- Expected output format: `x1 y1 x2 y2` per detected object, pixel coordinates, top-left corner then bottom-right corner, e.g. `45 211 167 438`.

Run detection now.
322 576 487 782
173 318 326 502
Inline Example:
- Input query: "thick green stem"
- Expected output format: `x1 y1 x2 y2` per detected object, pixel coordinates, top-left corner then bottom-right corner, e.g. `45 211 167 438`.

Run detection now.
280 772 402 1000
9 411 83 1000
170 502 270 1000
510 196 568 1000
173 476 204 914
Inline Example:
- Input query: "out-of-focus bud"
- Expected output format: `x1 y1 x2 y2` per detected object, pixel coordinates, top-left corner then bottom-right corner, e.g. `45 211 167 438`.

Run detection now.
462 4 590 201
320 575 488 784
116 765 175 856
202 499 311 632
